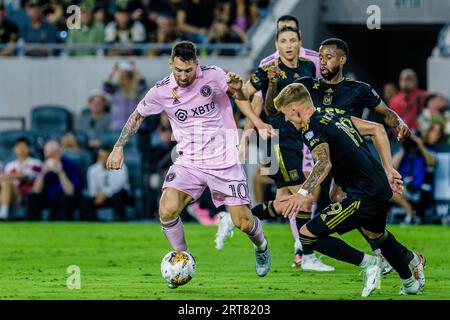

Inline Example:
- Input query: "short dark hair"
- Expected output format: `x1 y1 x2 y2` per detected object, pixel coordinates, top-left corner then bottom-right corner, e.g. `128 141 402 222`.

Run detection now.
320 38 349 57
277 15 299 30
276 26 301 41
171 41 197 62
14 137 31 147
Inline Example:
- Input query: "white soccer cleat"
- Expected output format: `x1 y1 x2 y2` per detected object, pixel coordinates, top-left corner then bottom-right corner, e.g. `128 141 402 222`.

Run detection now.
215 211 234 250
361 256 382 297
301 255 335 272
400 278 422 295
255 242 271 277
379 255 393 275
410 252 426 291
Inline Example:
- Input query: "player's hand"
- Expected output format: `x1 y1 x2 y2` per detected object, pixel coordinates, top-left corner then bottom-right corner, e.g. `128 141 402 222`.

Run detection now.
396 120 411 142
227 72 243 91
267 61 281 86
386 168 404 195
106 146 124 170
254 121 276 140
281 193 308 219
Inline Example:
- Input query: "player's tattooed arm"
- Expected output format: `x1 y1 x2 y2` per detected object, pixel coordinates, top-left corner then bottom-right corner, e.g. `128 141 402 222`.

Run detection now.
302 143 332 193
373 101 410 141
280 142 331 218
115 110 145 147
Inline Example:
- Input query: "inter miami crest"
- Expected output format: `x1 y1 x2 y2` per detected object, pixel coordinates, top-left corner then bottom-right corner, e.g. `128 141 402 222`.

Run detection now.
200 85 212 97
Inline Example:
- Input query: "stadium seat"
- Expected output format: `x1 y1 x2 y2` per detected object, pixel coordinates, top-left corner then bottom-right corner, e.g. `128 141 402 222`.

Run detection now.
0 130 41 162
73 130 89 150
31 105 72 141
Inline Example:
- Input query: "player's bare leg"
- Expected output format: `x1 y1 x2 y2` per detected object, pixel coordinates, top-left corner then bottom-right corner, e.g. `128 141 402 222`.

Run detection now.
159 187 194 251
227 204 270 277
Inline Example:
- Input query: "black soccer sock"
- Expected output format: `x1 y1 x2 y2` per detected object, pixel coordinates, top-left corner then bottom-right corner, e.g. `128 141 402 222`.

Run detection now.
296 212 313 255
357 227 380 253
299 234 365 266
369 230 413 279
251 201 278 221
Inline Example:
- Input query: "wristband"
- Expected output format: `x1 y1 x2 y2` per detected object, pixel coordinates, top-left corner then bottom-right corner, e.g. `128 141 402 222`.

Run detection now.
297 188 308 197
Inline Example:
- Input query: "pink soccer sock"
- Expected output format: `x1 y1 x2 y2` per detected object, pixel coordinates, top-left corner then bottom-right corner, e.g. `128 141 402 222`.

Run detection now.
161 217 188 251
289 216 300 241
247 216 266 249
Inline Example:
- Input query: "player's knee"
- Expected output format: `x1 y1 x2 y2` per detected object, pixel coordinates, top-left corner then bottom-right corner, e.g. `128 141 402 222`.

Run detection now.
159 200 182 221
362 228 383 240
235 216 252 233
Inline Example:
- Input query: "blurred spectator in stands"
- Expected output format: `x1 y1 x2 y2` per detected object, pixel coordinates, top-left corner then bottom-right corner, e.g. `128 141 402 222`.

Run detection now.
104 60 147 130
67 5 105 56
176 0 216 44
393 134 436 224
147 13 178 56
128 0 162 41
383 82 398 103
208 18 246 56
82 145 130 221
105 3 146 56
389 68 428 131
418 93 450 140
77 89 111 150
0 4 19 56
20 0 58 57
27 141 81 221
42 0 65 34
60 132 81 153
0 137 42 220
425 122 448 147
92 5 106 28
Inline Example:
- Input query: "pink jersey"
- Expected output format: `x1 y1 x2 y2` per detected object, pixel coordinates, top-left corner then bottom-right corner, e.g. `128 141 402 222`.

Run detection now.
137 65 239 170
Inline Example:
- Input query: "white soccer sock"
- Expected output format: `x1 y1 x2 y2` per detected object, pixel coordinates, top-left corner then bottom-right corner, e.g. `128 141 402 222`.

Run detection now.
372 248 381 256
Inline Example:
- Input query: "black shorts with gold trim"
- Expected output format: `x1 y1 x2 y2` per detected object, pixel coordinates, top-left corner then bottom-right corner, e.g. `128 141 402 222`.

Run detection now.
306 197 389 236
270 144 305 189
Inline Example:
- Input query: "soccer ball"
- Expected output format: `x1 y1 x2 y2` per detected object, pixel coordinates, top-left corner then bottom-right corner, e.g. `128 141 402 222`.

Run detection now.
160 251 196 288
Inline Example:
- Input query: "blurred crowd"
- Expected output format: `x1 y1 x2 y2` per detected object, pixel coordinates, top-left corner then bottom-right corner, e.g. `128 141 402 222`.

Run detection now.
0 60 449 225
0 0 271 57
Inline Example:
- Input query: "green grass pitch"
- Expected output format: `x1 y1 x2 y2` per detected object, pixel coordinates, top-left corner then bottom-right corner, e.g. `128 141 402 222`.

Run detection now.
0 222 449 300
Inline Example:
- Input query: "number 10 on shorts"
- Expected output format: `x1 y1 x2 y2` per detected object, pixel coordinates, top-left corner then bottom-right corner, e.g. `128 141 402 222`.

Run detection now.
229 183 249 199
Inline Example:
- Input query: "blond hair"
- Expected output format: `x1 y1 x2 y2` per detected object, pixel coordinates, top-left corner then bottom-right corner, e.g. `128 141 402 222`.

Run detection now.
273 83 313 111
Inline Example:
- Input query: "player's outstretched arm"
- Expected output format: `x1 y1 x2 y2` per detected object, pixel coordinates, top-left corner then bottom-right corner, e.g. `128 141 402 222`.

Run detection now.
228 72 275 140
373 101 410 141
106 110 145 170
350 116 403 195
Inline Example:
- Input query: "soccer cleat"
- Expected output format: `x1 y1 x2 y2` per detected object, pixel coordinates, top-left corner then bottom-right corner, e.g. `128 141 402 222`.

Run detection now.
215 211 234 250
410 252 426 291
301 255 335 272
379 255 393 275
400 278 421 295
255 242 271 277
291 253 303 268
361 256 382 297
